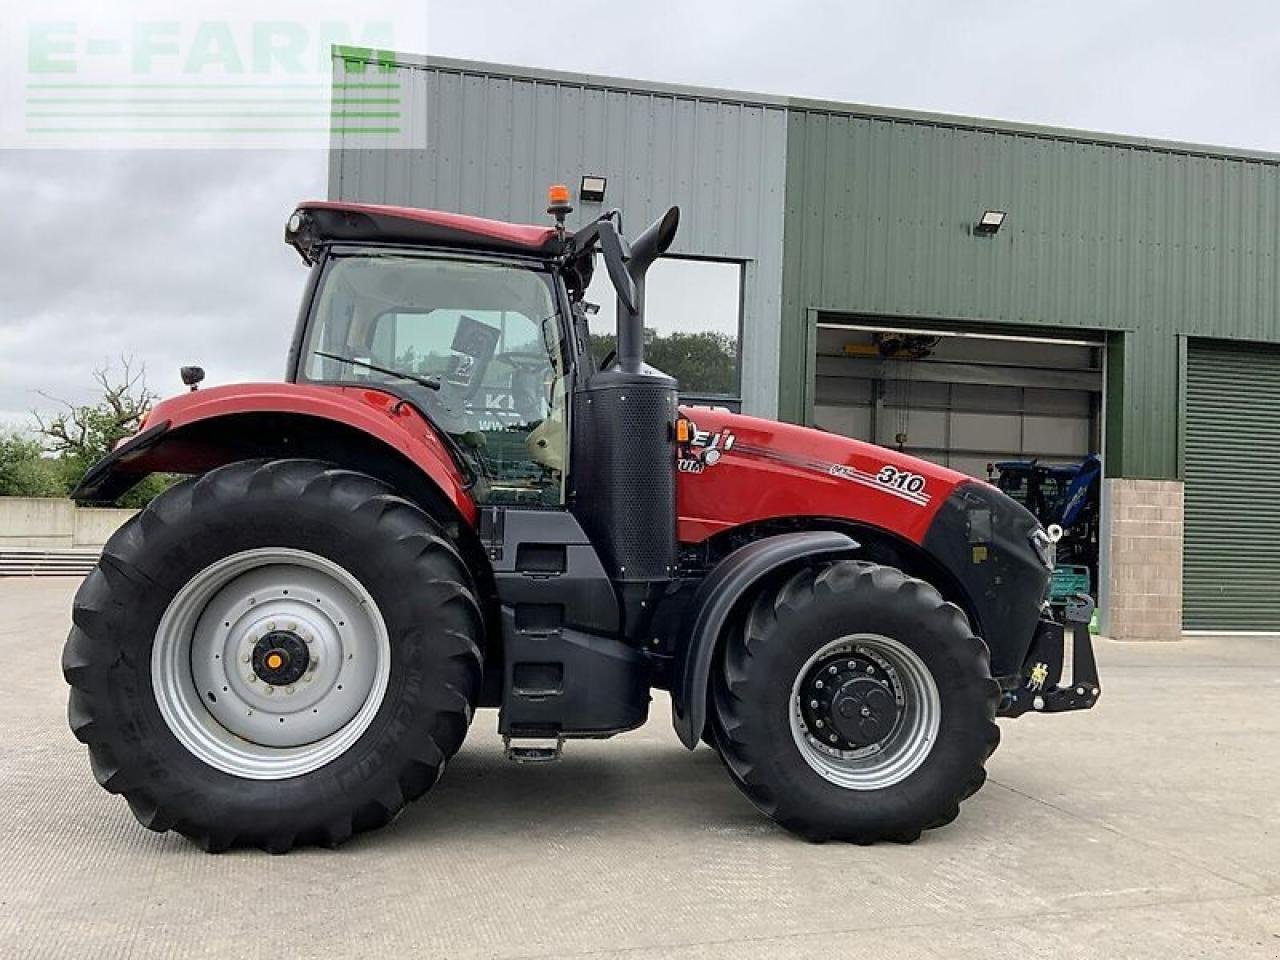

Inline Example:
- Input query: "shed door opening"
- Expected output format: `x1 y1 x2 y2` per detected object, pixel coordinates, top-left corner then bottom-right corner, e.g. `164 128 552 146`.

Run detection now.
813 321 1103 478
812 318 1105 597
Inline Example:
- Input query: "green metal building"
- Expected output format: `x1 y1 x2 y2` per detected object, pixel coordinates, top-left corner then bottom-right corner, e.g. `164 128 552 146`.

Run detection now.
779 105 1280 478
330 53 1280 637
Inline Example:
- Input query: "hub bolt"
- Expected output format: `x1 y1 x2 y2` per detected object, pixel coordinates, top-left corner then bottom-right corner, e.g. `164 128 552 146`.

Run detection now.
815 719 824 728
828 665 838 675
809 699 819 709
815 680 824 690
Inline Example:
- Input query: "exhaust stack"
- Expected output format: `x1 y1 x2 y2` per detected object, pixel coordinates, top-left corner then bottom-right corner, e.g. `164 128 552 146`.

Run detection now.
615 207 680 373
570 206 682 640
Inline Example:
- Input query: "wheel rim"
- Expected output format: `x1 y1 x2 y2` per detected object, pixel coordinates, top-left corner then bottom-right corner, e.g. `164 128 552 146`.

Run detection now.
789 634 940 790
152 548 391 780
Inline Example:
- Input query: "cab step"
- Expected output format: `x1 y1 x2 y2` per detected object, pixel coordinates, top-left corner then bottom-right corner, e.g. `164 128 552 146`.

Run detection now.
503 734 564 763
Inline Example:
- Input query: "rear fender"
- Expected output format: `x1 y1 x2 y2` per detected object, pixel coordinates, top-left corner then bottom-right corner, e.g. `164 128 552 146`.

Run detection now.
671 530 858 748
72 382 477 526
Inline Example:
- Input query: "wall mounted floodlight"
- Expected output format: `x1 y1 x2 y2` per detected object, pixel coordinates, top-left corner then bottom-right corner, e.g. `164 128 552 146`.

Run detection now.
975 210 1006 235
580 175 607 203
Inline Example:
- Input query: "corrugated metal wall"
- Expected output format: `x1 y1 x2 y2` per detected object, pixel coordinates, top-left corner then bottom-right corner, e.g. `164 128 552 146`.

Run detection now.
329 54 789 417
780 110 1280 479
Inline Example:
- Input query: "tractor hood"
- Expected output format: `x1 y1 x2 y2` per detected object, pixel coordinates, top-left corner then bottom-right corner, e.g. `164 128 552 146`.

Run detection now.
675 407 972 545
675 407 1054 675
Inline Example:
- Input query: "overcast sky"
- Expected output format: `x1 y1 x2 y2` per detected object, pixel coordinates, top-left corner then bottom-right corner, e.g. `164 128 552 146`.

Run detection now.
5 0 1280 430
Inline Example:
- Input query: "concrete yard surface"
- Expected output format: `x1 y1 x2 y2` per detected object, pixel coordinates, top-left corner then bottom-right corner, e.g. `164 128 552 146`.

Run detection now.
1 576 1277 960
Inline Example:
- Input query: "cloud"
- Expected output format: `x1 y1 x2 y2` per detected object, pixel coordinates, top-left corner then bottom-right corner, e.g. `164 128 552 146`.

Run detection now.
0 149 326 428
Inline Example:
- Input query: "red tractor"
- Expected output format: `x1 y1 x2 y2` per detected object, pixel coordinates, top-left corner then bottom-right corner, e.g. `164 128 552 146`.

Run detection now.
63 190 1099 852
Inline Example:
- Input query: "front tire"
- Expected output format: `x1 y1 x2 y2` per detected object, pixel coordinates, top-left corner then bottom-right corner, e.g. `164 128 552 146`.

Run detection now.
62 459 483 852
710 561 998 843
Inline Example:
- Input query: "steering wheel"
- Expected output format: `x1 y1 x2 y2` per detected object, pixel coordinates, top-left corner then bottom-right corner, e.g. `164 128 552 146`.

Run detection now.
494 351 548 373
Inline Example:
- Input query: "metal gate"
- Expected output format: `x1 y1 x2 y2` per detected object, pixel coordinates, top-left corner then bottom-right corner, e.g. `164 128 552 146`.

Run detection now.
1184 340 1280 630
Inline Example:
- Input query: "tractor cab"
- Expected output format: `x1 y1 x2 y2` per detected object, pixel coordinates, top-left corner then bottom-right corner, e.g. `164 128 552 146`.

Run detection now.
295 243 570 506
281 197 676 515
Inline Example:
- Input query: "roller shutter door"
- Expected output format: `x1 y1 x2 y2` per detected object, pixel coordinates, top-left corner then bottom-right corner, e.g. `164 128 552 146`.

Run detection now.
1184 341 1280 630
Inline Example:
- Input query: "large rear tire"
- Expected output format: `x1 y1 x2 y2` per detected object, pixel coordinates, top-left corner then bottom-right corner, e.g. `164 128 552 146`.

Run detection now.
710 561 998 843
62 459 483 852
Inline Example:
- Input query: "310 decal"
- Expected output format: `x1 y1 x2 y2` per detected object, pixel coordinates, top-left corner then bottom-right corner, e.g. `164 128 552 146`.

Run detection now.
827 462 932 506
875 465 927 495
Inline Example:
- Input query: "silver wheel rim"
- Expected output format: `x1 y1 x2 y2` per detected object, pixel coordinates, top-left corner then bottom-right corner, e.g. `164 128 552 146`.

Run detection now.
789 634 941 790
152 548 391 780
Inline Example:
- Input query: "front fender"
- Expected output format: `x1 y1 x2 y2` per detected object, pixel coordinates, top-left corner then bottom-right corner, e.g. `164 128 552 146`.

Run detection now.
71 382 477 525
671 530 858 748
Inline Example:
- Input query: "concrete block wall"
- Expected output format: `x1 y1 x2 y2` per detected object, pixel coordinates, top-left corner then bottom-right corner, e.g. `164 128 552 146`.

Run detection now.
73 506 137 546
0 498 135 548
1104 479 1184 641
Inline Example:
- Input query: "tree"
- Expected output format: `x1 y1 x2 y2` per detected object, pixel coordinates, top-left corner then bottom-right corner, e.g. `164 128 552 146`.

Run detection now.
589 329 737 396
29 357 174 507
34 357 157 466
0 431 64 497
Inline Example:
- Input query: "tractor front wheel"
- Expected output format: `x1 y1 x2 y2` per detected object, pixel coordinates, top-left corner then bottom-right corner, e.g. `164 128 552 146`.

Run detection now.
62 459 483 852
710 561 999 843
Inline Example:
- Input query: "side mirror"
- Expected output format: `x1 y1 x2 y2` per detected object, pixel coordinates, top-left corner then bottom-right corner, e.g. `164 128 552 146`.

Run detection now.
180 366 205 391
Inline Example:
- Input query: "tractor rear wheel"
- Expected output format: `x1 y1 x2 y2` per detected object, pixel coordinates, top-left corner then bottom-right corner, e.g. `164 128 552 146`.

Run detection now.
62 459 483 852
710 561 998 843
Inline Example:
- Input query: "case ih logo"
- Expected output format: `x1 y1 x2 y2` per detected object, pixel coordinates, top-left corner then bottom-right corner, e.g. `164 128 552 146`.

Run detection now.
678 421 735 474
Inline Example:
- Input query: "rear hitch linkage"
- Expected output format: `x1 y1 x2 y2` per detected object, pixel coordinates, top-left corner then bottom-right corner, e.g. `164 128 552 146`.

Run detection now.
998 594 1101 718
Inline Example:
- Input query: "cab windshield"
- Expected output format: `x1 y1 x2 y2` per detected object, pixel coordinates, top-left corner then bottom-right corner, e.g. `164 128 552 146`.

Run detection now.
301 251 567 506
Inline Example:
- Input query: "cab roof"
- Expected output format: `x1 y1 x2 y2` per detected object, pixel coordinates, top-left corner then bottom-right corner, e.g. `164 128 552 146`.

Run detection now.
286 201 562 264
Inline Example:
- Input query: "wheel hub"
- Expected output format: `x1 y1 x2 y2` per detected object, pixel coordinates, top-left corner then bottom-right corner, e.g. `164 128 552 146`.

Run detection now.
800 650 902 750
830 677 898 745
151 549 391 780
252 631 310 686
789 635 940 791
